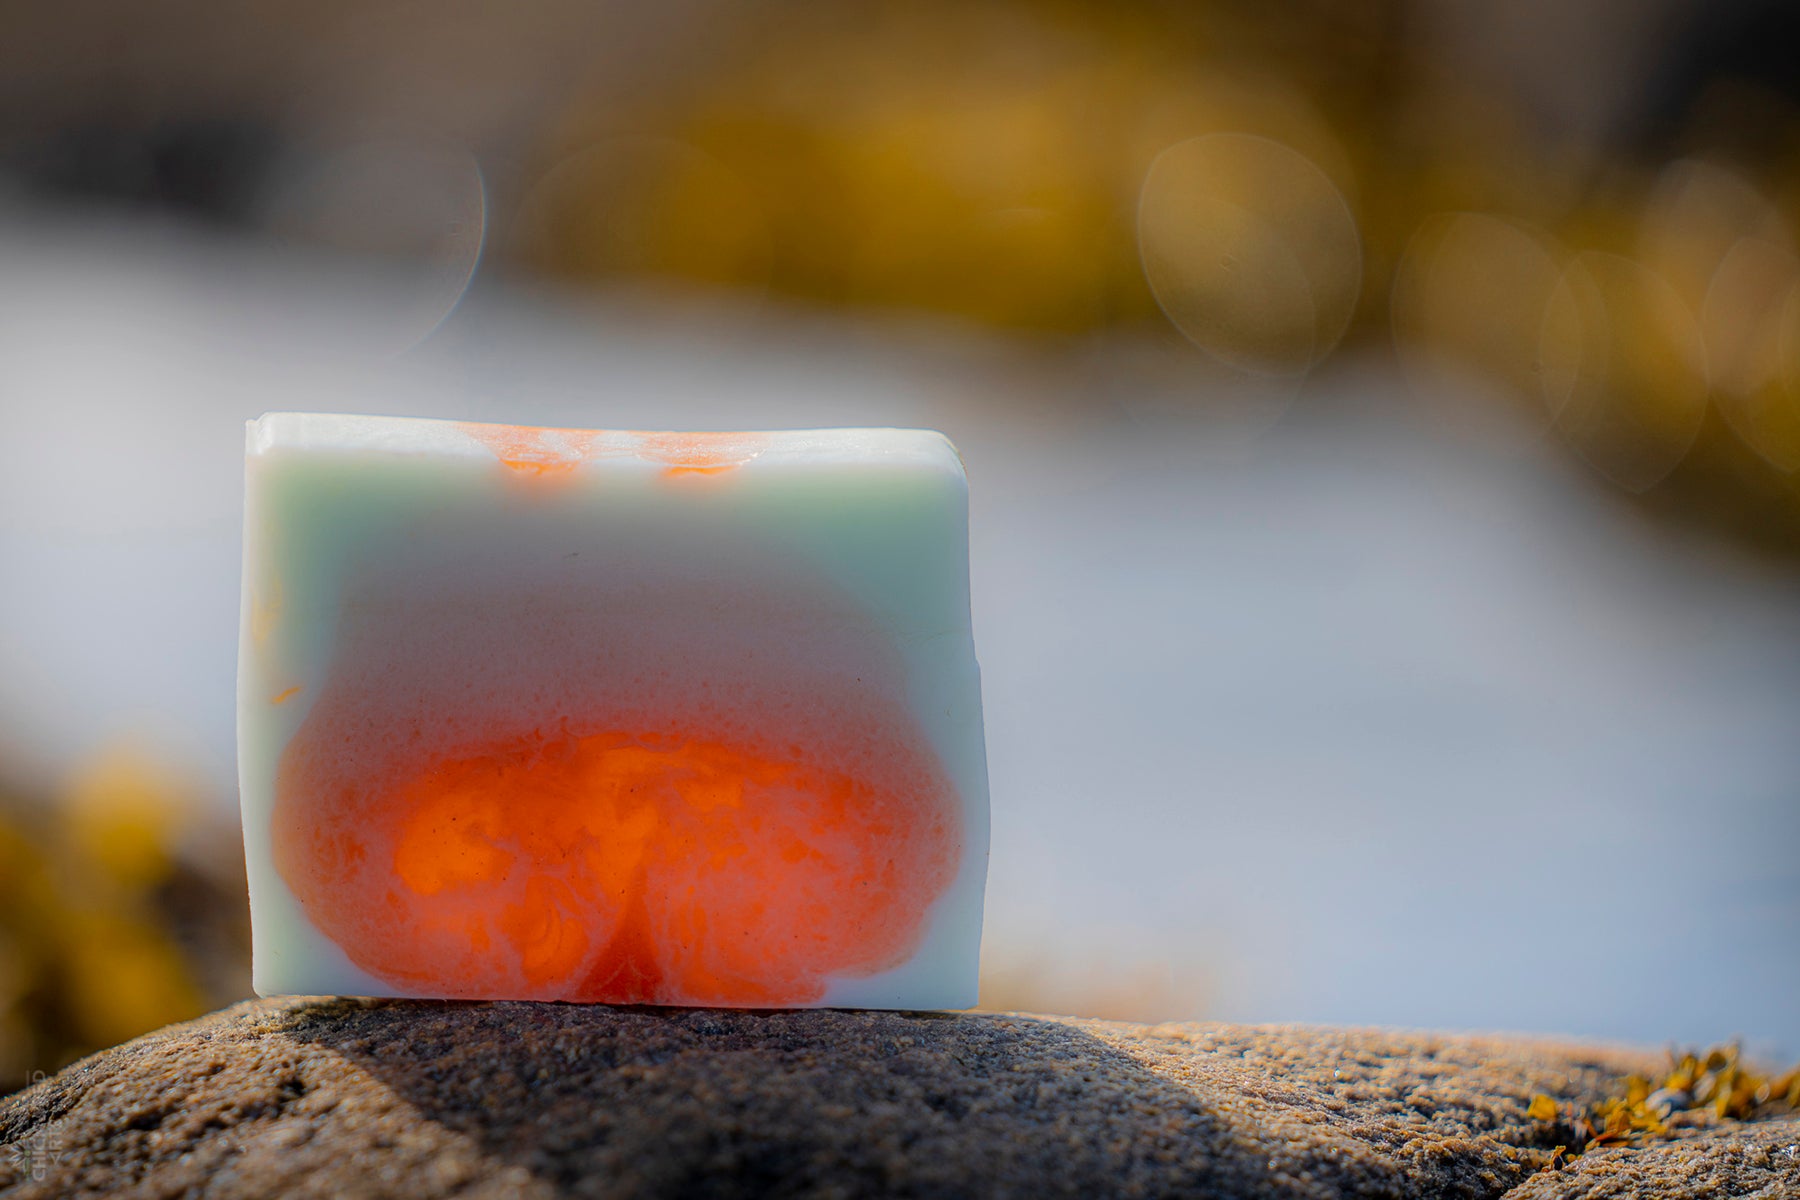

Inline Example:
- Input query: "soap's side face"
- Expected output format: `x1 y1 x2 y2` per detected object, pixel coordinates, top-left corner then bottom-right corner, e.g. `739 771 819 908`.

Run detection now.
238 416 988 1009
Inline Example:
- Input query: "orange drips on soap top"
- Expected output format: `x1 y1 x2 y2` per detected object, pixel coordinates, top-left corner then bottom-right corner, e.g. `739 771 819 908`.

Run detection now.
459 423 601 481
271 686 302 705
635 432 764 477
459 421 765 483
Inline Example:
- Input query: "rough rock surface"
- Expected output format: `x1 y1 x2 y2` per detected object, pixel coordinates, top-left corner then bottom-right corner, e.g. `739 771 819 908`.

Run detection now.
0 999 1794 1198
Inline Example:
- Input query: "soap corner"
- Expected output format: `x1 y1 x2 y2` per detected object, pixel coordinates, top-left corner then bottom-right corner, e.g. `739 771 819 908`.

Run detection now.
244 413 285 458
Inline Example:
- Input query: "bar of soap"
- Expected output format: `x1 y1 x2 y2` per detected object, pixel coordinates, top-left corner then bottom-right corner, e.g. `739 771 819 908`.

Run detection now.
237 414 988 1009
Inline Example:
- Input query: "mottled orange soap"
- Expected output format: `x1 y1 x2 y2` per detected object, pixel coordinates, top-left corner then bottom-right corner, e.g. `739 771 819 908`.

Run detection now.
459 422 766 482
240 414 987 1009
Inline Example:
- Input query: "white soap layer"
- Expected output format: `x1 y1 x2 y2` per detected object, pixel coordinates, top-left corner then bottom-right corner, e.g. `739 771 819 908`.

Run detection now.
238 414 988 1009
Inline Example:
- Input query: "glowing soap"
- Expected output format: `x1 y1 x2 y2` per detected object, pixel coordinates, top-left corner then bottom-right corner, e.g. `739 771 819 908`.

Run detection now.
237 413 988 1009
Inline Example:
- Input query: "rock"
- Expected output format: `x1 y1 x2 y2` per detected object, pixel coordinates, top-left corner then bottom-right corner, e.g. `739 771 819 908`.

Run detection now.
0 998 1793 1198
1505 1126 1800 1200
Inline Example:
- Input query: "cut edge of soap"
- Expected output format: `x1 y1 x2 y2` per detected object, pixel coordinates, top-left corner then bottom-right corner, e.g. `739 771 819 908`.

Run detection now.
245 412 967 478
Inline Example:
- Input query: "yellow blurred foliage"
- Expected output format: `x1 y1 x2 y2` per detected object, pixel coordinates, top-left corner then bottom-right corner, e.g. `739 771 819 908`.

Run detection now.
518 3 1370 338
0 741 248 1092
60 742 193 892
56 908 204 1050
1540 251 1710 492
505 0 1800 550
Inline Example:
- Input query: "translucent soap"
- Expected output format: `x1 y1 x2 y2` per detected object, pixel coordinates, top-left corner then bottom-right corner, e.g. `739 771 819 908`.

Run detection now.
237 414 988 1009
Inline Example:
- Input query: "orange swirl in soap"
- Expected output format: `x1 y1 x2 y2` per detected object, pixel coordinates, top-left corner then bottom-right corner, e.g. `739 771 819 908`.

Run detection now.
271 530 959 1005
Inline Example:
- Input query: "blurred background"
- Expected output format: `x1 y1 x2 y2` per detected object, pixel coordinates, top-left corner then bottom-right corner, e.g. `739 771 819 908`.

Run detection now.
3 0 1800 1090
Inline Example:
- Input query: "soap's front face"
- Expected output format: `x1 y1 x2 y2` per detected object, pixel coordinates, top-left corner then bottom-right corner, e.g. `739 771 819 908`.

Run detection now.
239 416 988 1009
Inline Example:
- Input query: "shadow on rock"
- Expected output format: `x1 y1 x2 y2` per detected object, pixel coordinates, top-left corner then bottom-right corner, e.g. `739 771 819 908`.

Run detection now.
276 998 1404 1198
6 997 1657 1198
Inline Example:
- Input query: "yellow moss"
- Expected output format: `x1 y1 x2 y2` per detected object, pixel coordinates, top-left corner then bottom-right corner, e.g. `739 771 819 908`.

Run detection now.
1563 1043 1798 1159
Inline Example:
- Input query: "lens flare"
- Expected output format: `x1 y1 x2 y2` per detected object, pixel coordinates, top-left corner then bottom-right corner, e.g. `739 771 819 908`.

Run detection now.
260 135 487 350
1639 159 1791 305
1137 133 1361 376
1391 212 1564 443
1702 239 1800 472
1539 252 1708 492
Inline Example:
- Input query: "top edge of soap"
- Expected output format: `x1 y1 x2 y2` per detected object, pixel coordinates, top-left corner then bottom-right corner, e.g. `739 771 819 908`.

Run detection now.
246 412 965 478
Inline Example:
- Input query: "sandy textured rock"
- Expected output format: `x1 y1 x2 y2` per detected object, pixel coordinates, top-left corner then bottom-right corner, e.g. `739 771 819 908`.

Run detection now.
0 999 1794 1198
1503 1123 1800 1199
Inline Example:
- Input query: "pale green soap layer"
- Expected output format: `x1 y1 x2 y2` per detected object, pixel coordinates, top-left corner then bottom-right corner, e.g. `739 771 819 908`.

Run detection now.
239 414 988 1008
